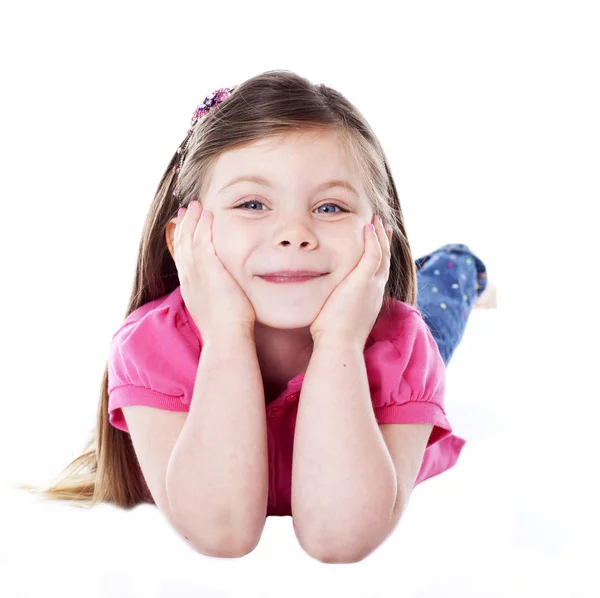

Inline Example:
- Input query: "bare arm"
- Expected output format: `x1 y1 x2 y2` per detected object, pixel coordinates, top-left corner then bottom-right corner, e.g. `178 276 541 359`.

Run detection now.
291 334 398 562
166 328 268 555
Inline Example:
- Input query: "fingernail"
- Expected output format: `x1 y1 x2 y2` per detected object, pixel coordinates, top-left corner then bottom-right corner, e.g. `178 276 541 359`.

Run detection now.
368 223 375 231
201 210 207 218
177 207 184 217
377 215 382 223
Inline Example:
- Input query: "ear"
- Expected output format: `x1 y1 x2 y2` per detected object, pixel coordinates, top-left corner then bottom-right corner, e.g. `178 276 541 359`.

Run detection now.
165 218 177 261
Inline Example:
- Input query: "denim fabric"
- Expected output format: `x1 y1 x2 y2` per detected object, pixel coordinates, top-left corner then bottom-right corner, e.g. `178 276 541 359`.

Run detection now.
414 243 488 366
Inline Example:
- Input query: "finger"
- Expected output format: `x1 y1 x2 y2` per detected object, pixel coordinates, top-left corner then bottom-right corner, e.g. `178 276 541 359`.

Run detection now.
361 220 382 278
374 216 391 279
194 208 217 265
175 200 195 265
190 202 206 245
174 203 189 262
175 204 186 245
175 199 199 240
176 200 204 275
377 216 391 259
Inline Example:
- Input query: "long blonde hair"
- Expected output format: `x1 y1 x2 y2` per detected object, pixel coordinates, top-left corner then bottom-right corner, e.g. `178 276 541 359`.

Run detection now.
14 69 418 509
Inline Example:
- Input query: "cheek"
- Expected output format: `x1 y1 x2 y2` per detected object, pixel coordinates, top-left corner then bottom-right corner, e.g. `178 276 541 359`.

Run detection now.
211 221 246 272
336 229 364 271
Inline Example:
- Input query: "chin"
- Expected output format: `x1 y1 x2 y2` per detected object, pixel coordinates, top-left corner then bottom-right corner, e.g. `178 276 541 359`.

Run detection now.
244 278 331 330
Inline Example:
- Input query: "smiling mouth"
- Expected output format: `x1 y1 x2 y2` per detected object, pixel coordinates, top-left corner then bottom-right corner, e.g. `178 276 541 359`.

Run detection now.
258 274 326 284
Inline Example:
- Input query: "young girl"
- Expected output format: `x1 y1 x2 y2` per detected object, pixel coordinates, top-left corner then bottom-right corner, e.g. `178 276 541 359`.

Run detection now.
17 69 496 562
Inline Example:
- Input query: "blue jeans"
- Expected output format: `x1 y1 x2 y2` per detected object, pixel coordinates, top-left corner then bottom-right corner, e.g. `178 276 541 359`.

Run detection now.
414 243 488 366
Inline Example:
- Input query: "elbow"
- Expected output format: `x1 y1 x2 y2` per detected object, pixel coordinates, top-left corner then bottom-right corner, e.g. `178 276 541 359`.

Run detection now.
296 531 372 564
185 527 261 559
296 531 391 564
293 502 401 564
166 492 265 558
165 459 268 557
293 518 373 564
169 507 263 558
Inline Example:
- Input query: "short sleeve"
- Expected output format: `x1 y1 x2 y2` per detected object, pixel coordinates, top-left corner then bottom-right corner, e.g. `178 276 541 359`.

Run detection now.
107 301 199 433
366 308 458 448
366 307 466 484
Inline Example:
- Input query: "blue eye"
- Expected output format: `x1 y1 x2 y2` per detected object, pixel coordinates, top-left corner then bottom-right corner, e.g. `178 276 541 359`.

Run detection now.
235 200 348 213
236 200 265 211
316 203 347 214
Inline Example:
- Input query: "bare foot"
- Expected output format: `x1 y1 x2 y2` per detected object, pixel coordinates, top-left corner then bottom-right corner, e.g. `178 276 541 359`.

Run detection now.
475 281 498 309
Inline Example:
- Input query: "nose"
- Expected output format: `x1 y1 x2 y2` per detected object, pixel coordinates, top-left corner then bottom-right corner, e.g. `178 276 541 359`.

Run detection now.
273 217 318 249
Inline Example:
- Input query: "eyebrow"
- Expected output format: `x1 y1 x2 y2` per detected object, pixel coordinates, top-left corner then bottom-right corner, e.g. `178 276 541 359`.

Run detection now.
218 175 360 199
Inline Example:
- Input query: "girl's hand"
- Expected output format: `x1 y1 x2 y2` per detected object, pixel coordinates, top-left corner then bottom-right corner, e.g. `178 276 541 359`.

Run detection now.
175 200 256 340
309 215 391 346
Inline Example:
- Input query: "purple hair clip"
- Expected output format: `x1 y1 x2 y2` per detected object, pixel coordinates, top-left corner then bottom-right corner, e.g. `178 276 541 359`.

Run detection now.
189 88 234 129
172 87 235 195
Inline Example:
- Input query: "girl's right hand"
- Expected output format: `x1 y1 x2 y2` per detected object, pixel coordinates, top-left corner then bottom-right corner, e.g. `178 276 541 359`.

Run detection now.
174 200 256 340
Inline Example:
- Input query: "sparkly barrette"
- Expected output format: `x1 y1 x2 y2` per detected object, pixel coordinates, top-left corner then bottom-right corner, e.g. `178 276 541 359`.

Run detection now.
172 86 235 203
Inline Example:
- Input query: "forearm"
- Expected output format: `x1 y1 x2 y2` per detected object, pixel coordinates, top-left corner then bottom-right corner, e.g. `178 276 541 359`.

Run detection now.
292 334 397 557
166 329 268 551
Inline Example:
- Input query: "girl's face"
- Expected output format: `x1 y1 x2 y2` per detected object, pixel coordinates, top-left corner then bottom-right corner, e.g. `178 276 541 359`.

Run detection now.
195 129 374 330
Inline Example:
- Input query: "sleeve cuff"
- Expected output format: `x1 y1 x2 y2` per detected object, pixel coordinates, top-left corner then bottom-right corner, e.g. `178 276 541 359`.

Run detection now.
108 385 188 433
374 400 453 447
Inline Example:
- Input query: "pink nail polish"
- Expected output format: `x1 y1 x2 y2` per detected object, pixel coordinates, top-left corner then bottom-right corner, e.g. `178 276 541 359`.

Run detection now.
369 223 375 231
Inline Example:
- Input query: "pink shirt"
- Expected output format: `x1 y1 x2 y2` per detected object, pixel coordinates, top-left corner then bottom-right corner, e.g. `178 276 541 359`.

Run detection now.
107 285 466 516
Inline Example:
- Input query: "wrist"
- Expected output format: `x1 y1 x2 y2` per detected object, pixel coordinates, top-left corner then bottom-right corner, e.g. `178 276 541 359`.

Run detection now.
202 325 255 347
312 331 366 351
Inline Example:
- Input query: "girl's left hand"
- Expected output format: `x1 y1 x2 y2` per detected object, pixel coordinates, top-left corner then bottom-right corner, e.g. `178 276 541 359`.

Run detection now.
309 215 391 346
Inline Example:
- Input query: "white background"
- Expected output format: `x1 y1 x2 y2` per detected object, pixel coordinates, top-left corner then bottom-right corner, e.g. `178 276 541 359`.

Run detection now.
1 1 598 596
